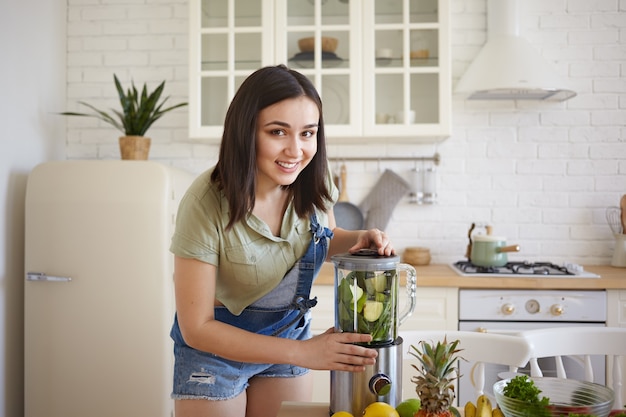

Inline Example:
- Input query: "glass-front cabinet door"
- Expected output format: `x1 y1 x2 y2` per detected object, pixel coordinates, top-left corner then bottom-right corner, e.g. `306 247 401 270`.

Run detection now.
276 0 359 137
189 0 274 138
362 0 450 140
188 0 449 143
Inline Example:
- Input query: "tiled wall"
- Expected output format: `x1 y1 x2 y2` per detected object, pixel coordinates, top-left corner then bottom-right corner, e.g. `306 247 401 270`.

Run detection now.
64 0 626 266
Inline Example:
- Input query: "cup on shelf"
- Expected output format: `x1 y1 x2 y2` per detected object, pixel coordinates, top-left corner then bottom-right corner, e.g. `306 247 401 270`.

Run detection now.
395 110 416 124
376 48 393 59
376 48 393 66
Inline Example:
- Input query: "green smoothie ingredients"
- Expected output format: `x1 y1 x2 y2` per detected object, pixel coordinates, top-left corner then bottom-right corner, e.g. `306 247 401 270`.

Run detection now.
337 269 397 343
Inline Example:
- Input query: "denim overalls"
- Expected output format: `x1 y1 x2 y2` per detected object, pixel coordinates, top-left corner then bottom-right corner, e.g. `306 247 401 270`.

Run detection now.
170 214 333 400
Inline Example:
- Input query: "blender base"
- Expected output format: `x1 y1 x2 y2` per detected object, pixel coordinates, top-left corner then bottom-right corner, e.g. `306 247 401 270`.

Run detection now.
329 337 404 416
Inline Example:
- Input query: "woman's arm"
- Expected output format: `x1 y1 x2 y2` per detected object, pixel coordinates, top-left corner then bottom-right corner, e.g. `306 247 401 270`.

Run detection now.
173 255 377 371
325 208 394 259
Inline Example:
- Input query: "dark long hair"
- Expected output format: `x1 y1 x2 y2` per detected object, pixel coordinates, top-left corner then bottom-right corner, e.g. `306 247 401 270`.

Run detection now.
211 65 332 230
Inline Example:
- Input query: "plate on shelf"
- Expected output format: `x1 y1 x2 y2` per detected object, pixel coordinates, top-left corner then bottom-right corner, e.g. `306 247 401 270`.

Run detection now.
321 77 348 125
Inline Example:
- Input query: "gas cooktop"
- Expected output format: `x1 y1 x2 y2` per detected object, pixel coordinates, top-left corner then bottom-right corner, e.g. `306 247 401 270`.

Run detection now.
451 260 600 278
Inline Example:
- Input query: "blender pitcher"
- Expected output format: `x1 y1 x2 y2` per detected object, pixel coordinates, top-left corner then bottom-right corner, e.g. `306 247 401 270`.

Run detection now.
332 249 417 344
329 249 417 416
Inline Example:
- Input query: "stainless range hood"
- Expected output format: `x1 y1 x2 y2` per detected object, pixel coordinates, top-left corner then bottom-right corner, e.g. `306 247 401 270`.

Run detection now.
455 0 576 102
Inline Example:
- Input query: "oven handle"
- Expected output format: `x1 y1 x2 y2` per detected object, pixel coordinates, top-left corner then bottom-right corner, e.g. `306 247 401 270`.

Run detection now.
472 327 523 336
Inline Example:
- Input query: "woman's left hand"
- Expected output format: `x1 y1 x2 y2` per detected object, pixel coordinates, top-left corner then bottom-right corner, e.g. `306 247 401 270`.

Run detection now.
348 228 394 256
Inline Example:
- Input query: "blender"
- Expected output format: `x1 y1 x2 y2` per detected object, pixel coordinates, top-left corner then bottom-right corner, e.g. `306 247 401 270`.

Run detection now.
330 249 417 416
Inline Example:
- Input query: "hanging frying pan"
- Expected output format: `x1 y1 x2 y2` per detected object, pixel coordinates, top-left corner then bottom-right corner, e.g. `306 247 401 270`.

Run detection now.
333 163 364 230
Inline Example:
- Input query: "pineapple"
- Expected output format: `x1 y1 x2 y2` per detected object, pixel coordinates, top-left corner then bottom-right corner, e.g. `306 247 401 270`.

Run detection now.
409 337 462 417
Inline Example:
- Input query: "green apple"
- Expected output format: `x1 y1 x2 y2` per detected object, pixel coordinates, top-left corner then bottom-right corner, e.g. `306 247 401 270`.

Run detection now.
396 398 421 417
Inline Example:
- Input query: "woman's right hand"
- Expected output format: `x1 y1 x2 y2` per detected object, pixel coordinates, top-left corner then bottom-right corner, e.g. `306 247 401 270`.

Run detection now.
299 328 378 372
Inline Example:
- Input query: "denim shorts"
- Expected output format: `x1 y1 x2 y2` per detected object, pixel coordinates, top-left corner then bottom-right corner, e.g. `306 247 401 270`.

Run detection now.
171 311 312 400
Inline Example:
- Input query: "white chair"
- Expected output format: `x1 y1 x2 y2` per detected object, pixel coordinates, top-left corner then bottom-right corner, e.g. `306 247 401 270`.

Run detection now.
519 326 626 408
400 330 533 404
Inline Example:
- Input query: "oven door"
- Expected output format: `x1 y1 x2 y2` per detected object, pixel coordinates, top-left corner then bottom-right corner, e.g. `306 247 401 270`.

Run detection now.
457 321 606 406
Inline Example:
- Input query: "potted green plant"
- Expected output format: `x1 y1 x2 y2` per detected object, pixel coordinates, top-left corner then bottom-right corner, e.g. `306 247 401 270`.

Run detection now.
60 74 187 160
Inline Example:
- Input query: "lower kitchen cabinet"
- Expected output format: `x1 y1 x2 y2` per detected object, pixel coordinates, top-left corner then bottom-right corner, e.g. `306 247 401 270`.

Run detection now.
607 289 626 327
309 285 333 402
308 285 458 402
401 287 458 331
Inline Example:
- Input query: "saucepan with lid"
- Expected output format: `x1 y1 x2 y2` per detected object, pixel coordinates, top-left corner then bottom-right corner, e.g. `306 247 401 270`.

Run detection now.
470 235 520 267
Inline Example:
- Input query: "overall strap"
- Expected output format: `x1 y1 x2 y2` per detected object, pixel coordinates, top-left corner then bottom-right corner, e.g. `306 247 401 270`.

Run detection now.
271 213 333 336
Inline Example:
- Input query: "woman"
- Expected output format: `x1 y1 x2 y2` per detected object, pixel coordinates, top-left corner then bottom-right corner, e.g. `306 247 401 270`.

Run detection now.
170 65 395 417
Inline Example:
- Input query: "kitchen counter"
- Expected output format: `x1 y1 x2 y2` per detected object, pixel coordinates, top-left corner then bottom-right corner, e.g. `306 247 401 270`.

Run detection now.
277 402 329 417
314 263 626 289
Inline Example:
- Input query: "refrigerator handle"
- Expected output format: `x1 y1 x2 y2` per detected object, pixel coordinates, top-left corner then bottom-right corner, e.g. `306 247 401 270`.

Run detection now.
26 272 72 282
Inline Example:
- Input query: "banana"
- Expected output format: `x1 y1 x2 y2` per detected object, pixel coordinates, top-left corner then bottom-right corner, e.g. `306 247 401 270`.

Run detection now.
464 401 476 417
492 407 505 417
476 395 493 417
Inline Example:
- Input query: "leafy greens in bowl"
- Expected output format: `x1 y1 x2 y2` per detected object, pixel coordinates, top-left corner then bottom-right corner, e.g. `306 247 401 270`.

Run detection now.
494 376 614 417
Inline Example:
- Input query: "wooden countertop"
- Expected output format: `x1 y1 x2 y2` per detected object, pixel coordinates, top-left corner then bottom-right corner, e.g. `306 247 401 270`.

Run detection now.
314 263 626 289
277 402 330 417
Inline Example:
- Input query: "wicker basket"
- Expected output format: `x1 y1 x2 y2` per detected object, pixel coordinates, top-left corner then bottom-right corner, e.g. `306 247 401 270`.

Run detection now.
402 247 431 266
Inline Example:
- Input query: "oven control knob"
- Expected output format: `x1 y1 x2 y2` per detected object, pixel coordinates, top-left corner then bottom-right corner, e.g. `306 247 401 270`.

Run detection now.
550 304 564 316
369 373 392 396
501 303 515 315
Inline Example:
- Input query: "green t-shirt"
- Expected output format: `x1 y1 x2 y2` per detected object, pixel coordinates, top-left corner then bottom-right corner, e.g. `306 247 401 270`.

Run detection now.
170 166 338 315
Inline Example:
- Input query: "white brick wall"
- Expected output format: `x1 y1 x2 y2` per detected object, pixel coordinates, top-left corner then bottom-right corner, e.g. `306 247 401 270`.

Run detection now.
64 0 626 266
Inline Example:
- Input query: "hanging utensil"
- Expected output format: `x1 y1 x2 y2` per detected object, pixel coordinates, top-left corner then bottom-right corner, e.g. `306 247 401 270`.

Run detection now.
333 163 364 230
621 194 626 233
606 206 623 235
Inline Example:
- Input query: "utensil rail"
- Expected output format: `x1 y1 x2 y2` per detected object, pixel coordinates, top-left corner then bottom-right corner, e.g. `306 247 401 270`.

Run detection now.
329 152 440 166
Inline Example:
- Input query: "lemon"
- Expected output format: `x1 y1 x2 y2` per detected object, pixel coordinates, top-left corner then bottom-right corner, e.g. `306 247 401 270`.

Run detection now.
363 401 400 417
331 412 354 417
395 398 421 417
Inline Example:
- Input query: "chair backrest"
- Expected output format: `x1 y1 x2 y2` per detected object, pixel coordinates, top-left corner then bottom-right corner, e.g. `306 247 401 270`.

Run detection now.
519 326 626 408
399 330 532 404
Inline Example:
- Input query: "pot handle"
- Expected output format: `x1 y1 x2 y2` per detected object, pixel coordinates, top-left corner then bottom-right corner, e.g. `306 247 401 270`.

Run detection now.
496 245 520 253
465 223 476 260
398 263 417 325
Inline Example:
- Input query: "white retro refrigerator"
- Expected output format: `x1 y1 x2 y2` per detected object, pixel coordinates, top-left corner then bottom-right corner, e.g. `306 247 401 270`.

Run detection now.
24 160 194 417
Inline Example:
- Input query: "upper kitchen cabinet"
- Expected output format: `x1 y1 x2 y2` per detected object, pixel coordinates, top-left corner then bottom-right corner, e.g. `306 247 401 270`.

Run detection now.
188 0 450 143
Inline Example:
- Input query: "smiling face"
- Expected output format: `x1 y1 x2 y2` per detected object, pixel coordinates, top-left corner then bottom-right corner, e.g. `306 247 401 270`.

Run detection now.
255 96 319 190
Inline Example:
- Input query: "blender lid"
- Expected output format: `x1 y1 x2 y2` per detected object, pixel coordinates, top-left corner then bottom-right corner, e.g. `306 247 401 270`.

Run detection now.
331 249 400 271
